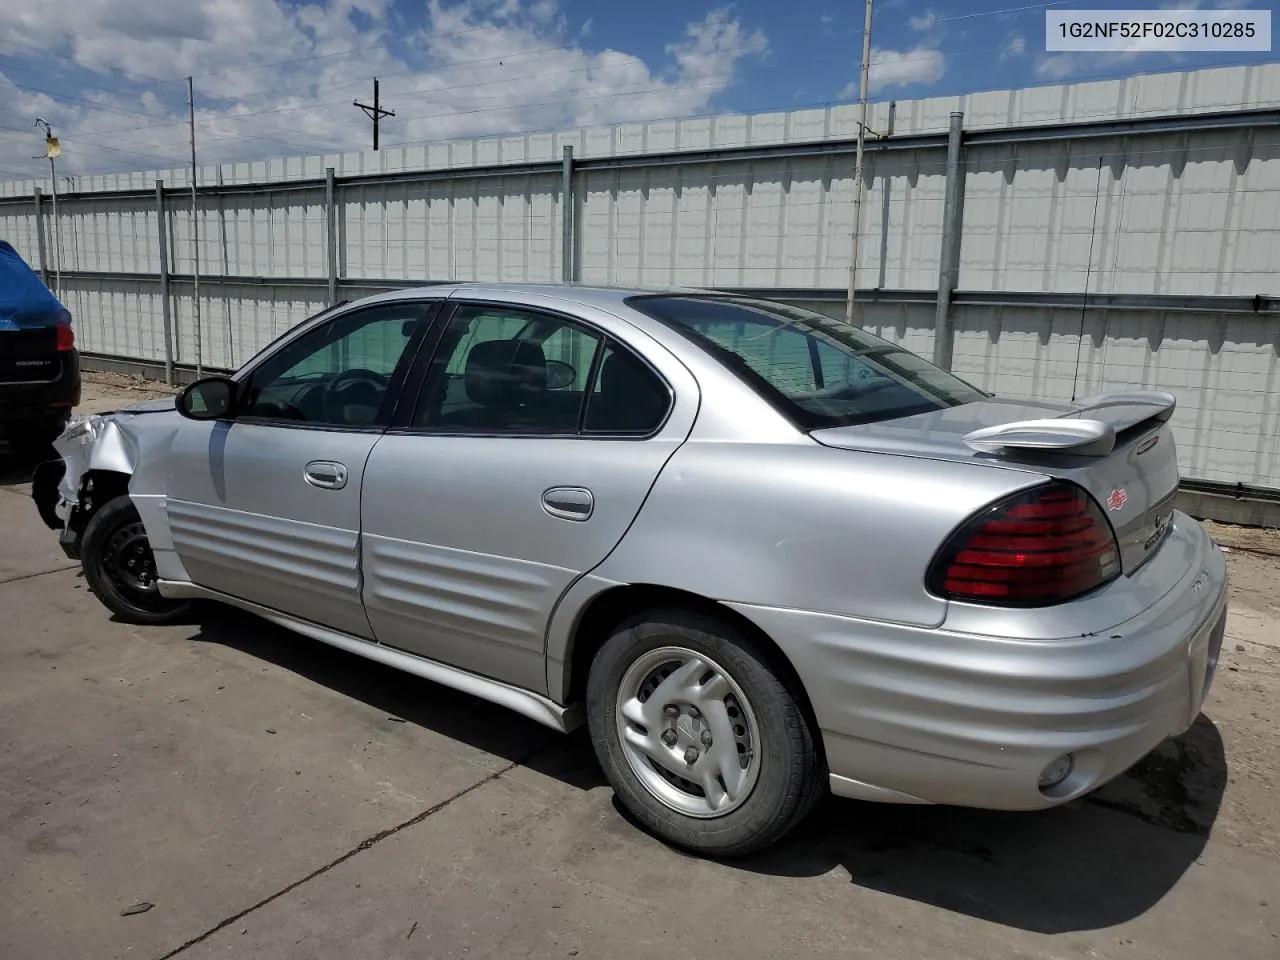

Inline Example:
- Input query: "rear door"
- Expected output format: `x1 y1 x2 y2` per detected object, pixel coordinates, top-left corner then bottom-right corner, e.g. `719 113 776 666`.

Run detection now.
359 299 695 694
165 299 439 637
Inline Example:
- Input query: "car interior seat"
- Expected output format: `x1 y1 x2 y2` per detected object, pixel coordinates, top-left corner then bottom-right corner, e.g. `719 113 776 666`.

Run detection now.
588 349 668 433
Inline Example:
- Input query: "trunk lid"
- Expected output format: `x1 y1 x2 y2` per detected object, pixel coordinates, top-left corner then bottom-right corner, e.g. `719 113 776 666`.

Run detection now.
0 326 59 383
811 389 1180 575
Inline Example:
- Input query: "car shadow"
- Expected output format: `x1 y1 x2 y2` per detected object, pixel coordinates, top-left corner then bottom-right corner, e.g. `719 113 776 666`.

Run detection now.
0 447 36 489
189 605 1226 934
185 605 605 792
721 713 1227 933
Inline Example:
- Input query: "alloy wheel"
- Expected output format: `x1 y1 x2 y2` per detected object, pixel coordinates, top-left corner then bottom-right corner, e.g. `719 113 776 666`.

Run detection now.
614 645 762 818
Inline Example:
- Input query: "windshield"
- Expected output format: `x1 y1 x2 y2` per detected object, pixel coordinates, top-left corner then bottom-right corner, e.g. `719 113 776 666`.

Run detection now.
628 295 987 430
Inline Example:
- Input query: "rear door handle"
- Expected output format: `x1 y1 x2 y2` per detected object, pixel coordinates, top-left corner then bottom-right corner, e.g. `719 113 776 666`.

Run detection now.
542 486 593 521
304 460 348 490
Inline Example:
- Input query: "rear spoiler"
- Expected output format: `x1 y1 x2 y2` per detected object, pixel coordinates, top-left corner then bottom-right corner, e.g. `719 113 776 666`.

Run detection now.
963 390 1176 458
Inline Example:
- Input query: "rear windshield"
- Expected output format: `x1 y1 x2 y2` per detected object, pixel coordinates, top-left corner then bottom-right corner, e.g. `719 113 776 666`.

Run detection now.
628 295 987 430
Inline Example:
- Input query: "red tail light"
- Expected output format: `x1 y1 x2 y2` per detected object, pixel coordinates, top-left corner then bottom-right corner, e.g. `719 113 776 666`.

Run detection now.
56 321 75 351
927 481 1121 606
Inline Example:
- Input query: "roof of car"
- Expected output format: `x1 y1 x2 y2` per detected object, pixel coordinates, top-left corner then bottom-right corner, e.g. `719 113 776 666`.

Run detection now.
365 282 734 312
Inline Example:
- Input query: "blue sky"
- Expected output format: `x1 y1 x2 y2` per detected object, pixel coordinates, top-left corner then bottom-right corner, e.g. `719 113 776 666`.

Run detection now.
551 0 1276 107
0 0 1274 178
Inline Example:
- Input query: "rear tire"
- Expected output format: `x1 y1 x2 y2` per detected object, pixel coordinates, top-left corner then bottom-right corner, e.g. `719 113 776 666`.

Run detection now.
81 495 192 625
586 608 823 857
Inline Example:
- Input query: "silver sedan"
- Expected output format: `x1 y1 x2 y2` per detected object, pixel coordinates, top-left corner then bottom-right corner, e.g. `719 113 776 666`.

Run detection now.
33 285 1229 856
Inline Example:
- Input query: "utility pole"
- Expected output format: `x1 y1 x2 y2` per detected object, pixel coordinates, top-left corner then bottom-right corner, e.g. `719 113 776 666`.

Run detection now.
846 0 875 325
353 78 395 151
187 76 203 377
34 118 62 297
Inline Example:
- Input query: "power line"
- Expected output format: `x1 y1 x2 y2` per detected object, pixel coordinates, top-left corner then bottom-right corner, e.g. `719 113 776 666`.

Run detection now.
1 76 172 122
933 0 1083 24
49 38 1275 163
57 36 773 143
183 8 564 81
2 35 1273 177
0 37 173 85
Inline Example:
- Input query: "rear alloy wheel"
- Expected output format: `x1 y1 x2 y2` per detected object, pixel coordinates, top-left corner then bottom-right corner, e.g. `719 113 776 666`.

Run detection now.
586 609 823 857
81 495 192 625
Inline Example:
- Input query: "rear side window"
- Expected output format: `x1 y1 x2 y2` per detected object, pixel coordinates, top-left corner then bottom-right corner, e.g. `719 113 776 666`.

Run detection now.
411 304 670 437
629 295 986 430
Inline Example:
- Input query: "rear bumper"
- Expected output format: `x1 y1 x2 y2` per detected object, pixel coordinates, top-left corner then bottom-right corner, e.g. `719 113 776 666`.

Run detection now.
0 348 81 422
727 511 1229 810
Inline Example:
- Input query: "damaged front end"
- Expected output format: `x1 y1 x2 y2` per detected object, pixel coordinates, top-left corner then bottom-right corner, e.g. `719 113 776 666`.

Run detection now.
30 398 172 559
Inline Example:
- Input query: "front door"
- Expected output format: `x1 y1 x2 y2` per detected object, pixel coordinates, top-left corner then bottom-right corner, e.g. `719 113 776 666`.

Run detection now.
360 299 695 693
166 300 436 637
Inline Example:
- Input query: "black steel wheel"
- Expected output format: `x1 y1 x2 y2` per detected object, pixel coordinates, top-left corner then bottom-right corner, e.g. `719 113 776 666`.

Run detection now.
81 495 192 625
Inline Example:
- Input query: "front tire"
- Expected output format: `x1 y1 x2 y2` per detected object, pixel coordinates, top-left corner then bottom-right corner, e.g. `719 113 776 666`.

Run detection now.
586 608 823 857
81 495 192 625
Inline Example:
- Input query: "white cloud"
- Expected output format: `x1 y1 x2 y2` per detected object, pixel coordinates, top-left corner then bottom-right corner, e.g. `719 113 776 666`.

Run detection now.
1033 51 1143 81
840 46 946 96
0 0 767 179
1001 34 1027 59
908 11 937 32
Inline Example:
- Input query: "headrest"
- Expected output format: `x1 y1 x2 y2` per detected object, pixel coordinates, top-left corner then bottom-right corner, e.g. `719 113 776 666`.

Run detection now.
600 350 655 397
464 339 547 407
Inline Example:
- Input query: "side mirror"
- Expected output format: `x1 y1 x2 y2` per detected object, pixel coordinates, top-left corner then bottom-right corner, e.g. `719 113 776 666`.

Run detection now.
177 376 236 421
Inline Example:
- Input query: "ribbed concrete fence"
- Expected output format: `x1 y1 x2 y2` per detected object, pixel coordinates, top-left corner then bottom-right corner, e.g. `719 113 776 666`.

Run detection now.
2 64 1279 494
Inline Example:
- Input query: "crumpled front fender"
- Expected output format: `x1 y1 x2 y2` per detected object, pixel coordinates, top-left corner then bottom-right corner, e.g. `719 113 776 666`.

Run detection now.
52 413 141 506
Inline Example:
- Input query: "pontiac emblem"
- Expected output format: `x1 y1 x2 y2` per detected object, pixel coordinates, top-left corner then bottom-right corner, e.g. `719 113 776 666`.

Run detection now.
1107 489 1128 511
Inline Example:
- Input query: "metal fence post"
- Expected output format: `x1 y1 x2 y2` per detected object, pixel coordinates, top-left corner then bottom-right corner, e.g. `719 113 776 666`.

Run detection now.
561 145 574 283
877 101 896 291
156 179 175 385
33 188 50 287
933 111 965 371
326 167 338 304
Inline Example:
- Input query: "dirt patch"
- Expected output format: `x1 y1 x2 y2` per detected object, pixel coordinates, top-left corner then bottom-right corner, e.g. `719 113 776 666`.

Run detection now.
1202 519 1280 558
1193 550 1280 855
81 370 177 398
75 371 177 417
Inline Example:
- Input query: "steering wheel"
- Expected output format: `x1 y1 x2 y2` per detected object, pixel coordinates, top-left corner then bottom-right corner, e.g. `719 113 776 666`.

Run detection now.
322 368 390 423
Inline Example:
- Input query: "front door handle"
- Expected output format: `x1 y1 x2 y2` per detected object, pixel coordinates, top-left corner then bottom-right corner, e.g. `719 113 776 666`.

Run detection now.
304 460 348 490
542 486 593 522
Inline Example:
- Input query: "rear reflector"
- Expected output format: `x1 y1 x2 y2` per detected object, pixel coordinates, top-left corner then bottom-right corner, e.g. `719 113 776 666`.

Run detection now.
56 322 75 351
927 481 1121 607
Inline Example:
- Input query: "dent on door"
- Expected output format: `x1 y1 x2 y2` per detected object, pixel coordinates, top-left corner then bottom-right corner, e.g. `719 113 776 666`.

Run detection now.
359 435 687 693
165 421 378 638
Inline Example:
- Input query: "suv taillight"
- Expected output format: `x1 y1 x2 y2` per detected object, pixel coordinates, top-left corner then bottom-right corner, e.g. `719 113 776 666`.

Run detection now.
927 481 1121 607
56 321 75 351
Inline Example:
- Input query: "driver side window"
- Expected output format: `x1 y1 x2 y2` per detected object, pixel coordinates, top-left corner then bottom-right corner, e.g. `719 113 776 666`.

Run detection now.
238 302 432 428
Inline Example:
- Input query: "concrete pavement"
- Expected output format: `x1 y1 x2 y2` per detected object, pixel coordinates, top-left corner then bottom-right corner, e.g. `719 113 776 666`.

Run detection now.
1 376 1277 960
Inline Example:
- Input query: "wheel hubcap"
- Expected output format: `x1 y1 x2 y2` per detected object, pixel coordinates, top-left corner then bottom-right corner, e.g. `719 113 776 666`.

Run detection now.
103 520 161 601
615 645 761 818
